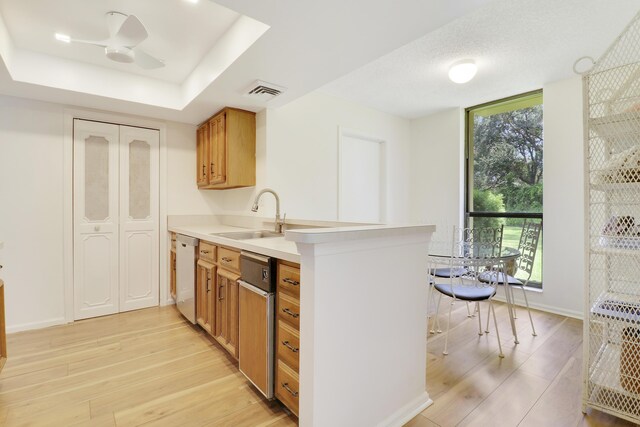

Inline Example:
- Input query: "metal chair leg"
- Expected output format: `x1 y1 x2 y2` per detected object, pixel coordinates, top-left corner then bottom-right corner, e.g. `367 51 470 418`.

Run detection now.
490 300 504 358
443 299 454 355
485 298 491 333
520 284 537 336
477 303 483 335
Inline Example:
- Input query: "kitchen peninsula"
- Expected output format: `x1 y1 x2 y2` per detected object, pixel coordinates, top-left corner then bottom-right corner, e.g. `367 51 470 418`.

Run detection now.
169 216 435 427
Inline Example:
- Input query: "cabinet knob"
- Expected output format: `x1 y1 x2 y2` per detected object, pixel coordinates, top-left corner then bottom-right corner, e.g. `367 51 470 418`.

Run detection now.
94 225 100 232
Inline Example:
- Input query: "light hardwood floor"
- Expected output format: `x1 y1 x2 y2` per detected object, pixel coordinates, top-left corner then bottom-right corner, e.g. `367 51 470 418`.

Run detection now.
2 303 637 427
0 306 297 426
409 300 638 427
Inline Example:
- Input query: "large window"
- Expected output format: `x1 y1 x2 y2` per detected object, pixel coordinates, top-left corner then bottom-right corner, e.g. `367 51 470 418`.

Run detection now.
465 91 543 288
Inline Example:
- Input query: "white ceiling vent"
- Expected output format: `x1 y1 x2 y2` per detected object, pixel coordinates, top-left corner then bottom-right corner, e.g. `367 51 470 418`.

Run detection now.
243 80 286 101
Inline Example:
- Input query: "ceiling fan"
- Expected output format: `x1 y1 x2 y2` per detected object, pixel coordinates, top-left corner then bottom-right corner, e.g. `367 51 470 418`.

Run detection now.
66 11 164 69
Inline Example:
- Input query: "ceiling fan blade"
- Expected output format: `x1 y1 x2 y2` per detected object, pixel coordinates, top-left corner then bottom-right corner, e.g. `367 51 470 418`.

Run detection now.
114 15 148 47
70 38 108 48
134 49 164 69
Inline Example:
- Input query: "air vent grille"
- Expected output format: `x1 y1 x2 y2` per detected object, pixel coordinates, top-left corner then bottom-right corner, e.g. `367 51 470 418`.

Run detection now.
243 80 286 101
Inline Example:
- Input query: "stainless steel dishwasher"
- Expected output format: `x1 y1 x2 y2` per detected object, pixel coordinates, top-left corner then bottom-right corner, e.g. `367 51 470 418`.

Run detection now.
238 251 276 398
176 234 198 324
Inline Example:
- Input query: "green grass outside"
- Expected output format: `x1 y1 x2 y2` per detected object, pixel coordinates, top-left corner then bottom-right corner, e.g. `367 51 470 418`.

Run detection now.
502 225 543 286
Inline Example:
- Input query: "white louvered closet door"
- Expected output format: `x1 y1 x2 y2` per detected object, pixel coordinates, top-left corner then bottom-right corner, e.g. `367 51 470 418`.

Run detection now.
73 120 159 320
119 126 159 312
73 120 120 320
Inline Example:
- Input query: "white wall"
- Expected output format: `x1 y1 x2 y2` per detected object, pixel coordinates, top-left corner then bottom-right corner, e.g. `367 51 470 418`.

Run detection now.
0 94 220 331
0 96 66 331
537 76 584 317
408 76 585 317
409 108 464 241
166 121 222 215
212 92 412 224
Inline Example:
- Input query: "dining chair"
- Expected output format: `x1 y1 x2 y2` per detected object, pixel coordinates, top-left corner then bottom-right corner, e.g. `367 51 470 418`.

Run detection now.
428 225 506 358
479 219 542 337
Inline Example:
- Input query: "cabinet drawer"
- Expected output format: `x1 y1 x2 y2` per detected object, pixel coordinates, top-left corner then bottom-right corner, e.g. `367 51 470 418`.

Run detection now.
276 359 299 416
278 292 300 330
217 247 240 272
277 320 300 371
277 263 300 298
198 241 216 263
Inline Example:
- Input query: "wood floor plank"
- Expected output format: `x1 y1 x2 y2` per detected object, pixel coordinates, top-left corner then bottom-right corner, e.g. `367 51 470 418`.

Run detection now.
0 306 293 427
5 401 91 427
116 372 258 427
0 363 68 393
210 399 298 427
88 354 236 417
457 370 550 427
519 346 585 427
421 346 531 426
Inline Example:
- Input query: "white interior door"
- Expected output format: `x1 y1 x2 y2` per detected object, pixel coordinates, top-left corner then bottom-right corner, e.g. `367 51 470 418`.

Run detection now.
338 132 385 223
73 120 120 320
119 126 160 312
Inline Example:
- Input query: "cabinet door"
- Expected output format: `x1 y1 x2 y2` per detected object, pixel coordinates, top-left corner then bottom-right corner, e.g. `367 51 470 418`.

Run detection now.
215 268 239 358
209 115 226 185
196 124 209 186
216 114 227 184
196 260 215 334
170 249 176 300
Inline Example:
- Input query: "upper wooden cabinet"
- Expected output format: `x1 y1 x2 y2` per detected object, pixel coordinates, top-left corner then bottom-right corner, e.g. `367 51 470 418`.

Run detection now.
196 108 256 190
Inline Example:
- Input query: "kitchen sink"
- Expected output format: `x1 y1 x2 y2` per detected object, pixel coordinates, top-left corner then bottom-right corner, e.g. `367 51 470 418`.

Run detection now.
211 230 283 240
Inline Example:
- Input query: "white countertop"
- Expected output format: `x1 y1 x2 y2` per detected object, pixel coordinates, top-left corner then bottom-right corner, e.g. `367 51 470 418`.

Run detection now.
286 224 436 244
168 224 301 263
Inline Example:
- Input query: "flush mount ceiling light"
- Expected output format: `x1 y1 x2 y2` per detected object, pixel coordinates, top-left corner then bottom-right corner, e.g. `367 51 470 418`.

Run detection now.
184 0 199 3
448 59 477 84
55 33 71 43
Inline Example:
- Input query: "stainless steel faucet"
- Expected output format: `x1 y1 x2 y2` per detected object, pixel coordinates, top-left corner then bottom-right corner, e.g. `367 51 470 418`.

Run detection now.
251 188 286 233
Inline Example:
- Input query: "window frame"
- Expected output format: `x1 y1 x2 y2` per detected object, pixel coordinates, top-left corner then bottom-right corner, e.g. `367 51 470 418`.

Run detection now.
464 89 544 286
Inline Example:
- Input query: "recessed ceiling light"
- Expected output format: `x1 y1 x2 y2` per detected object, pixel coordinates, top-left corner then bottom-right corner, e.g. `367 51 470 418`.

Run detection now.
448 59 477 84
55 33 71 43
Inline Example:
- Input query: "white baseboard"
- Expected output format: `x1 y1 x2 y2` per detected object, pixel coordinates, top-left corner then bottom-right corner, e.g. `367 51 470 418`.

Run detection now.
492 295 583 320
378 392 433 427
6 316 68 334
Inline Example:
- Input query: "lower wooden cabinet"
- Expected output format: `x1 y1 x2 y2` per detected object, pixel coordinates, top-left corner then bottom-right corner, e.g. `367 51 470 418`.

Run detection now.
276 359 299 416
214 268 240 359
275 261 301 417
170 233 177 300
170 249 177 300
196 259 215 334
0 280 6 372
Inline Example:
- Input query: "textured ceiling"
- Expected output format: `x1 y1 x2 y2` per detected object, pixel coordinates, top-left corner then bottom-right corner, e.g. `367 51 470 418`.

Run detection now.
322 0 640 119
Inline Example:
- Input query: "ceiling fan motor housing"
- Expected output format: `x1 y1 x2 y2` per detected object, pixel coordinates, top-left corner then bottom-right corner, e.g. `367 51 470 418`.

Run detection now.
105 46 135 63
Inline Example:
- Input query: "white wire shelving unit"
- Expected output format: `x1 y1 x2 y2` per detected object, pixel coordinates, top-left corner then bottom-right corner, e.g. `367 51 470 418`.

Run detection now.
583 10 640 423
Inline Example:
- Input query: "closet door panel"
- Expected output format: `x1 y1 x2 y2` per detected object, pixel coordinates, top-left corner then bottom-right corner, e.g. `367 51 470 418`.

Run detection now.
73 119 120 320
119 126 160 312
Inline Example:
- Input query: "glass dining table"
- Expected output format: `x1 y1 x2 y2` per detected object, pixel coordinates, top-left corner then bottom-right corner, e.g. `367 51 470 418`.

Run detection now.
428 240 522 344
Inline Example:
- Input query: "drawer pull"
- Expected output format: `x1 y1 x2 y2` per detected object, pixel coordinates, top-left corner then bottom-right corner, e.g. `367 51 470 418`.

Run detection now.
283 278 299 286
281 382 299 397
282 340 299 353
282 308 299 319
200 250 210 254
221 257 232 263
